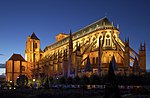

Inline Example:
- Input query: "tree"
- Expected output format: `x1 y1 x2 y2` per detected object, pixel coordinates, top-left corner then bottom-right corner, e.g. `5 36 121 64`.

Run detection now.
103 61 121 98
66 77 73 84
49 76 54 84
73 75 81 84
16 75 28 88
80 75 89 85
89 74 100 85
59 76 66 84
44 76 49 89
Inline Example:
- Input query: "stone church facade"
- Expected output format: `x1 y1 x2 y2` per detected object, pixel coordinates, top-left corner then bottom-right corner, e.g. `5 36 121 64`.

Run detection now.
25 17 146 79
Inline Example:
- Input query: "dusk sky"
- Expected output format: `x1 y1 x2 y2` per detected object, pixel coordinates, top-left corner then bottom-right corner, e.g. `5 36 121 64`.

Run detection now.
0 0 150 69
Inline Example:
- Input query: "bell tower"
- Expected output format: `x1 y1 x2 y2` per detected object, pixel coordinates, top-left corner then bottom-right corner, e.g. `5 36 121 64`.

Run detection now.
25 32 41 64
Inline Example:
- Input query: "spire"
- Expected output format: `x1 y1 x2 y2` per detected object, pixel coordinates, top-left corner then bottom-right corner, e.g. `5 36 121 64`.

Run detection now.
107 61 116 84
68 30 73 77
111 21 113 26
140 42 142 50
31 32 39 40
139 42 146 51
125 37 129 47
127 37 129 43
111 55 117 71
125 37 126 42
104 61 121 98
117 24 119 29
84 56 92 72
144 42 146 51
69 30 73 49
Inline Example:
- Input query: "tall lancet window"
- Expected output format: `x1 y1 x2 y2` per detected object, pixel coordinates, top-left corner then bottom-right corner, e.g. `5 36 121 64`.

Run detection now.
106 34 111 46
98 35 103 47
112 35 117 48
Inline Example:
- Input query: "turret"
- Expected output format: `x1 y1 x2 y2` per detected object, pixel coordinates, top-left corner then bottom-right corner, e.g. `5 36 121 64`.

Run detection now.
138 42 146 74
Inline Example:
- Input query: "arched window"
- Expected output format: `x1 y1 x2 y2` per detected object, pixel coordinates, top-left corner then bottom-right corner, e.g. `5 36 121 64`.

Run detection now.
85 39 89 49
34 43 37 50
98 35 103 47
106 34 111 46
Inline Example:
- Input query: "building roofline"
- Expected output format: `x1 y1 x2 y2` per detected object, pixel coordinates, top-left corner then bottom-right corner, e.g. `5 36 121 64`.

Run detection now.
44 17 117 51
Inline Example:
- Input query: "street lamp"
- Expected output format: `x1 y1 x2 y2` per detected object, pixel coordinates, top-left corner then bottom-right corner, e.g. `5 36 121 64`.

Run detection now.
33 78 35 82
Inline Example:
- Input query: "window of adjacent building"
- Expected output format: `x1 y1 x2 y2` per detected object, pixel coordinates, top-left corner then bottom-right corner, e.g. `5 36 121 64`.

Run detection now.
96 57 98 65
22 66 25 71
92 57 95 64
34 43 37 49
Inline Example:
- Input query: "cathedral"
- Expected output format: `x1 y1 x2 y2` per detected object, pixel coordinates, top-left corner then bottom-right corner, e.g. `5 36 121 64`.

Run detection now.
24 17 146 79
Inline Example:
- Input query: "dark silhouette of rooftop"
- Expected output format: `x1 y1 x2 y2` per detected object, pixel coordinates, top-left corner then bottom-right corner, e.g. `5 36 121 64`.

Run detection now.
8 54 26 61
31 32 39 40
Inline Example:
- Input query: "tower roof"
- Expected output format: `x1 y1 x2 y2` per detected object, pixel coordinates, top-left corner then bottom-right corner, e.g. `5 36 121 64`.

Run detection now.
31 32 39 40
8 54 26 61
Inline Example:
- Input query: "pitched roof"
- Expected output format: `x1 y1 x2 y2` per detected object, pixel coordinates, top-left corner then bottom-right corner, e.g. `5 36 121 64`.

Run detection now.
45 17 115 51
31 32 39 40
100 17 112 27
8 54 26 61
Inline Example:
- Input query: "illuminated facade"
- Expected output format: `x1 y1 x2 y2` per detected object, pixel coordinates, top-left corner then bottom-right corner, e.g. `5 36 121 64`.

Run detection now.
24 33 43 78
25 17 146 78
6 54 28 83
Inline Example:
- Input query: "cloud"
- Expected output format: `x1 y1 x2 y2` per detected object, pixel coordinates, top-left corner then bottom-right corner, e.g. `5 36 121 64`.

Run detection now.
0 64 5 68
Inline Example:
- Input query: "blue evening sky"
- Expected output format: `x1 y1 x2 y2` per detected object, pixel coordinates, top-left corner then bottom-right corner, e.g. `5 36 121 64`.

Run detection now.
0 0 150 69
